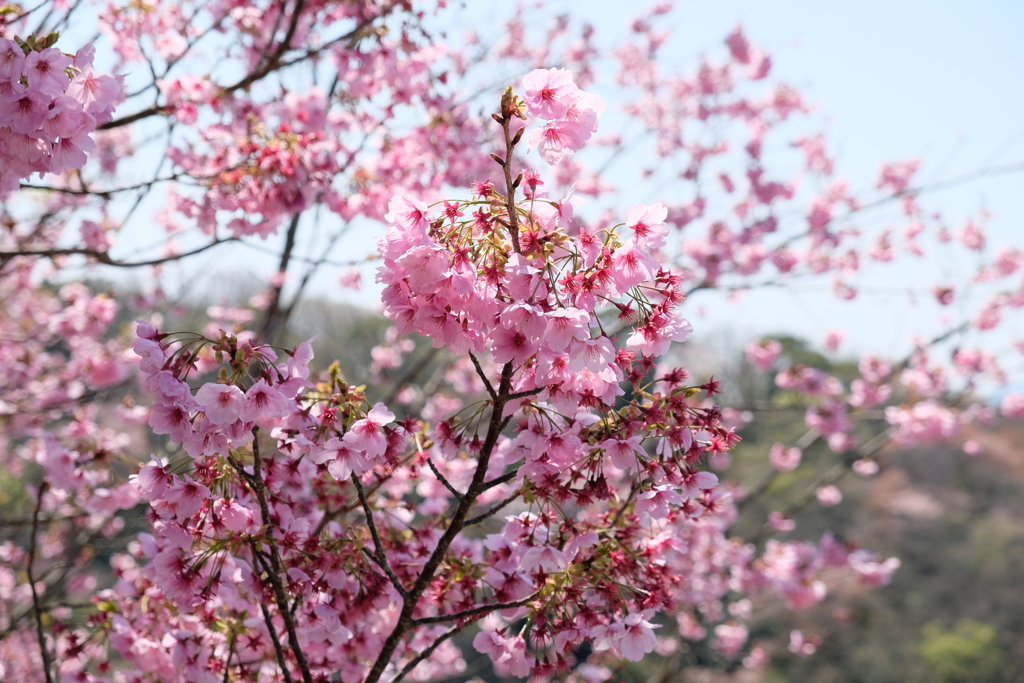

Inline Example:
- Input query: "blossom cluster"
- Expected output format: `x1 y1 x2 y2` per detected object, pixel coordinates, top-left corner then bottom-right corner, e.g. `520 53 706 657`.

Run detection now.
523 68 604 165
0 37 122 193
3 4 1022 681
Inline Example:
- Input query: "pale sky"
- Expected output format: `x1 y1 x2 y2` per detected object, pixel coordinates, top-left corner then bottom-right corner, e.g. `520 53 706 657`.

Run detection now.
61 0 1024 380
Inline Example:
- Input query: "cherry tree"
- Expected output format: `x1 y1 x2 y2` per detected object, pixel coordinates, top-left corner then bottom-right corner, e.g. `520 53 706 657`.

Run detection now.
1 1 1022 682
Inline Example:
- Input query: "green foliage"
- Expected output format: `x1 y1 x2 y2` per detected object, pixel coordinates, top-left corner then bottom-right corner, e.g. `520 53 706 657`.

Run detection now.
919 620 1008 683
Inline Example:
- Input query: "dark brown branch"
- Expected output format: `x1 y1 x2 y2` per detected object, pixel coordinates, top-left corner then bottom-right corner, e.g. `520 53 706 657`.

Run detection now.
27 483 54 683
425 457 464 502
481 469 518 492
390 623 469 683
507 387 543 401
240 430 314 683
0 237 236 268
257 212 302 343
497 104 523 254
363 363 515 683
351 474 409 597
465 488 521 527
411 589 541 626
99 8 384 130
248 540 295 683
468 352 497 401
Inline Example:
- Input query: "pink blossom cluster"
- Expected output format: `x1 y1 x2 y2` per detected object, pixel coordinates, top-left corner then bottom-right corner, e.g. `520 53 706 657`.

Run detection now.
5 3 1024 679
0 39 122 194
523 68 604 165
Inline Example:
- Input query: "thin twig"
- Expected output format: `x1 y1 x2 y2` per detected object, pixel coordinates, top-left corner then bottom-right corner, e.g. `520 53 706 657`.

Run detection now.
0 237 236 268
363 363 516 683
465 488 521 527
248 539 295 683
390 623 469 683
468 352 497 401
411 590 541 626
27 483 54 683
243 430 314 683
425 457 464 502
352 474 409 597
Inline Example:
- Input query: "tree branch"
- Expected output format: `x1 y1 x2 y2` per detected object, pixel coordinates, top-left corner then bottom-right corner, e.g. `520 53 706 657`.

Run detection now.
465 488 521 527
27 483 54 683
468 352 497 401
351 474 409 597
363 363 516 683
249 540 295 683
0 237 236 268
425 457 464 502
411 590 541 626
390 623 469 683
238 430 314 683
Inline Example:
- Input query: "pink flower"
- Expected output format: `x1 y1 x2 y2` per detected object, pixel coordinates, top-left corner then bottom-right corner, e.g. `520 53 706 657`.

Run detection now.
815 485 842 507
50 126 96 174
613 612 659 662
789 630 819 657
568 337 615 373
133 458 173 499
543 307 590 352
132 337 165 373
0 86 50 135
0 39 25 79
522 67 576 120
852 459 880 476
165 477 211 518
602 436 644 473
213 498 253 533
745 339 781 371
472 632 533 678
848 550 900 587
66 67 123 119
24 48 73 97
725 26 751 64
635 485 683 521
768 511 796 532
150 402 193 443
611 243 657 292
491 325 538 367
241 379 291 421
769 443 801 472
342 402 394 459
712 623 749 659
80 220 112 251
626 203 669 249
195 383 245 425
384 194 430 233
530 118 590 165
314 437 371 480
1001 392 1024 419
520 545 568 574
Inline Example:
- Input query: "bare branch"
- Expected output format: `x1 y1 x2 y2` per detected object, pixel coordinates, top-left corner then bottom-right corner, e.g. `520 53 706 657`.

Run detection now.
249 540 295 683
468 352 497 401
412 589 541 626
27 483 54 683
425 457 464 502
351 474 409 597
390 623 468 683
465 488 521 527
0 238 237 269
